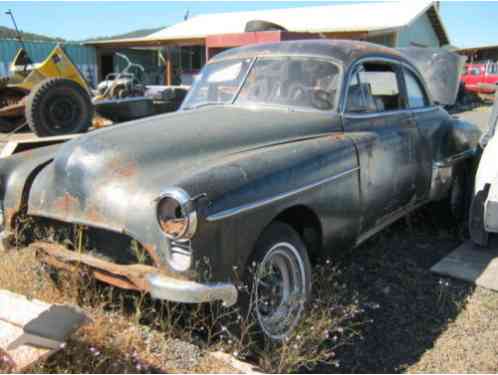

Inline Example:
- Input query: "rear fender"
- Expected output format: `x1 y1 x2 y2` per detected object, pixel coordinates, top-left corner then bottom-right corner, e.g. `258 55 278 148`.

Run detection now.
430 117 481 200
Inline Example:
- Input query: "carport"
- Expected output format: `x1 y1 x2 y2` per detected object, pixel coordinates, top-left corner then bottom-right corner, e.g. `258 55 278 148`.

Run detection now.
84 1 449 86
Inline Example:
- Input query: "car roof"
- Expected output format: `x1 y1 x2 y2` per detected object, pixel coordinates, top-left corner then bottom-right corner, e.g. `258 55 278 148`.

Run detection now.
209 39 406 67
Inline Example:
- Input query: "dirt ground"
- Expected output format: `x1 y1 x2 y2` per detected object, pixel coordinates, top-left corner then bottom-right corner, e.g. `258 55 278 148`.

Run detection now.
315 205 498 373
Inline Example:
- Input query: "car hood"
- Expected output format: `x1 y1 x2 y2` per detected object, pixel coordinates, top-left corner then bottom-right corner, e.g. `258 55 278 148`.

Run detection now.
27 106 338 233
399 47 465 106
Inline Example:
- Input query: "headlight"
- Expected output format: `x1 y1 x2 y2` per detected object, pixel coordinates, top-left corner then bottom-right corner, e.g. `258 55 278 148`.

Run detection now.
156 188 197 241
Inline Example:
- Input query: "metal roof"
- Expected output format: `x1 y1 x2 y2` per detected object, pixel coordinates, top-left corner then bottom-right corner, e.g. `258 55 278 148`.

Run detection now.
86 1 449 47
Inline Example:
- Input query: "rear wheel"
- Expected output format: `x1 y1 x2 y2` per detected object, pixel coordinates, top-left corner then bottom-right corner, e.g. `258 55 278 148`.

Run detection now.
433 162 472 233
241 222 312 341
26 78 93 137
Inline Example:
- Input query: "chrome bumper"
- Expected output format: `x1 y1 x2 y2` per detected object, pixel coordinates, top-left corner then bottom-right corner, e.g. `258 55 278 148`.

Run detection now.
147 274 238 307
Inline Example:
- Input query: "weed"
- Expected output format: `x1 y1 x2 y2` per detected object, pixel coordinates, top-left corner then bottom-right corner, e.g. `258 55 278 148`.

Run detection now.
1 218 366 373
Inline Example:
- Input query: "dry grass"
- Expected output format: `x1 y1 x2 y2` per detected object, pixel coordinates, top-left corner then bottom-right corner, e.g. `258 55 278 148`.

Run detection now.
0 248 236 373
0 245 365 373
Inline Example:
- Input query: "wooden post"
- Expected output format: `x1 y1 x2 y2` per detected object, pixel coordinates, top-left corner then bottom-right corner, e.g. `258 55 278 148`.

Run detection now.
162 47 172 86
166 59 172 85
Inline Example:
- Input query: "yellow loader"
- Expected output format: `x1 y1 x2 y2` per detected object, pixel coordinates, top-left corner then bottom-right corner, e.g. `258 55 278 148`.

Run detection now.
0 44 94 137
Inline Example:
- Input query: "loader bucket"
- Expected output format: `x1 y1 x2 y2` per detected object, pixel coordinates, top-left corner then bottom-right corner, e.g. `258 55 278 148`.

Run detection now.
13 45 90 93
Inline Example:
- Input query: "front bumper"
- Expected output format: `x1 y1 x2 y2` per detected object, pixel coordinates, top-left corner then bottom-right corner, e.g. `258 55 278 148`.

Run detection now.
147 274 237 307
31 241 238 307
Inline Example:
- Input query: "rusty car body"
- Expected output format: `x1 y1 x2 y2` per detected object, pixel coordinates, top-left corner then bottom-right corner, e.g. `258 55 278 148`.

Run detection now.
0 40 481 339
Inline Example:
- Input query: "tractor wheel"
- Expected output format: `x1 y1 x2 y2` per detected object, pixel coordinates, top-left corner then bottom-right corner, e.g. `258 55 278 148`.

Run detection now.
26 78 93 137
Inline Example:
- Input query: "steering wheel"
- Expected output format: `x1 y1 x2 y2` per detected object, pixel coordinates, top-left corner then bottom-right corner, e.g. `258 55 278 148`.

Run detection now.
287 82 308 105
311 89 334 110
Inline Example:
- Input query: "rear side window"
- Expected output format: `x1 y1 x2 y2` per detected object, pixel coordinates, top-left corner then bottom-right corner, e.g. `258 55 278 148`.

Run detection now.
403 69 428 109
346 61 402 113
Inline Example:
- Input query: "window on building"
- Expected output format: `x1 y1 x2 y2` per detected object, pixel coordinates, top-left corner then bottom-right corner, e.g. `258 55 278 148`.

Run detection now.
179 46 205 71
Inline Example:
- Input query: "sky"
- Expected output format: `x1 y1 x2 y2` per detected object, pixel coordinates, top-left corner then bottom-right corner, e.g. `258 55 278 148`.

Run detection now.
0 1 496 48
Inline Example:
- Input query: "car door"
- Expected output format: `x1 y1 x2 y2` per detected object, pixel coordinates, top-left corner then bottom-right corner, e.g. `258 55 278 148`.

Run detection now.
401 65 434 200
341 59 419 233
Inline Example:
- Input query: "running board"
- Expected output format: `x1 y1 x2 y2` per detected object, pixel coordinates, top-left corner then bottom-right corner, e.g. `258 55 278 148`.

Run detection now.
0 289 89 371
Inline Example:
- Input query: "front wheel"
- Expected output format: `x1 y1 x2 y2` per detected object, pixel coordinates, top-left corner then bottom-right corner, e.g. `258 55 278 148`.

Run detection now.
243 222 312 341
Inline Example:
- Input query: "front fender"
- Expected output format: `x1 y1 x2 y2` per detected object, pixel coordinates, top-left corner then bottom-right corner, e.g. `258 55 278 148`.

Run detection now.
179 134 361 281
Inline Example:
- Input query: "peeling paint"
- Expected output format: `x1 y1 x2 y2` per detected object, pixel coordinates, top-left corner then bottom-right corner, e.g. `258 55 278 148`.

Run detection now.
52 193 80 218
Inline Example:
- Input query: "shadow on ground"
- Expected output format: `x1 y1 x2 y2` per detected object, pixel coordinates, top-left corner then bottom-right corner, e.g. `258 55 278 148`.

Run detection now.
315 205 475 373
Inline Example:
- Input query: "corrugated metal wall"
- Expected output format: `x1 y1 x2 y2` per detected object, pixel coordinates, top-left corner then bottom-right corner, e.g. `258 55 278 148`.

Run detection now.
0 39 98 86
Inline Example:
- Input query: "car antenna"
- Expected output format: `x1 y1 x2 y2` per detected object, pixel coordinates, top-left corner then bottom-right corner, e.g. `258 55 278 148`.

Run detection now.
5 9 32 70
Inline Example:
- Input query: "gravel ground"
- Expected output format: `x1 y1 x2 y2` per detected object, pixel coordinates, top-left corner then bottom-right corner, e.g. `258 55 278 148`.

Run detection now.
312 203 498 373
455 104 492 132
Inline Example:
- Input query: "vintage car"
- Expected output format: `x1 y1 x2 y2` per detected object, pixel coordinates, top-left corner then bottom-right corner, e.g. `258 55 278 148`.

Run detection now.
0 40 481 340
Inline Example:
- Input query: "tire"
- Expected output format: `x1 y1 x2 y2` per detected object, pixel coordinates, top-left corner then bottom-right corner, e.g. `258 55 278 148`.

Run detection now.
26 78 93 137
240 222 312 341
434 162 471 227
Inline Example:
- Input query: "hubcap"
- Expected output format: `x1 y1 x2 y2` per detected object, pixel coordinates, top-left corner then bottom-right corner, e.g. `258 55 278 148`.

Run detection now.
46 96 80 131
255 242 307 340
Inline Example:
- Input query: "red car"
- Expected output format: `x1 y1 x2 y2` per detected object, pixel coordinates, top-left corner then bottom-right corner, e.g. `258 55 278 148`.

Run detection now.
461 62 498 93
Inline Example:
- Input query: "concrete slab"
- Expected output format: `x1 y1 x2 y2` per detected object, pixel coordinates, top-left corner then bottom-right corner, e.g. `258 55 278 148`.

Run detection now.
431 240 498 291
0 289 89 371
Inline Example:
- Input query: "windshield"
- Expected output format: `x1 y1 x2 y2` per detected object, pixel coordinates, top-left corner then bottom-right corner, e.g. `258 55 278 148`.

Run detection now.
182 58 252 110
182 56 340 111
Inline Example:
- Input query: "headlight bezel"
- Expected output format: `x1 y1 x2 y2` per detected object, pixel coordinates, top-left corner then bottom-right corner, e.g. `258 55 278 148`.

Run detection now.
156 188 198 242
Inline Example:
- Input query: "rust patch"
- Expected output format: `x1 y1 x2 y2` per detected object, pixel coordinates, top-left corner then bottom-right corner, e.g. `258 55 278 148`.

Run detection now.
33 241 155 293
108 158 139 178
159 219 187 238
52 192 80 217
142 243 162 268
329 133 345 141
93 271 142 291
84 205 106 224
